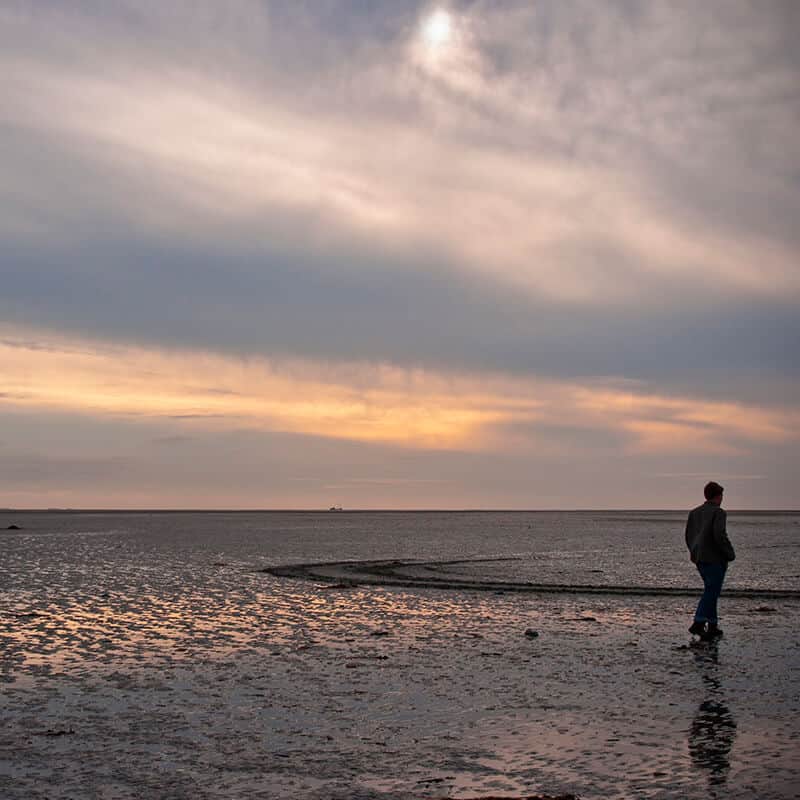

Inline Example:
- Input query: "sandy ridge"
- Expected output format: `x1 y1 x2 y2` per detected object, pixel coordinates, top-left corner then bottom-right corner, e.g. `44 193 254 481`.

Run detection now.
263 557 800 599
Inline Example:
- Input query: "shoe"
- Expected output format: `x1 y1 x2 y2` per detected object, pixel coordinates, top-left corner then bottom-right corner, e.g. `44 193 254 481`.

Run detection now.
688 621 706 636
702 624 723 641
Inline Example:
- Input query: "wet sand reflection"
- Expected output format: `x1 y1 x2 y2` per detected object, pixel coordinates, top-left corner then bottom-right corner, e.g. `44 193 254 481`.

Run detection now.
689 642 736 792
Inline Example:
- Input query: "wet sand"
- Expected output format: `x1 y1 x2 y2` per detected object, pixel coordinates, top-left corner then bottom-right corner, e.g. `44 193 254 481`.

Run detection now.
2 554 799 799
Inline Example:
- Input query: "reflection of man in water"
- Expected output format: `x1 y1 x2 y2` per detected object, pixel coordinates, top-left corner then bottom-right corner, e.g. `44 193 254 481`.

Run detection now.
685 481 736 640
689 696 737 787
689 643 736 789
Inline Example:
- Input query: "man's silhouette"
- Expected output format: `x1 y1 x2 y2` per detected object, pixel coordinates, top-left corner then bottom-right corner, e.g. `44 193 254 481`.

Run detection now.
685 481 736 640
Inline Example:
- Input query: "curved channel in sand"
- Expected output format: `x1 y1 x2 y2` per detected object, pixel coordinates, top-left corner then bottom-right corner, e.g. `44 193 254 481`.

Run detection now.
263 557 800 599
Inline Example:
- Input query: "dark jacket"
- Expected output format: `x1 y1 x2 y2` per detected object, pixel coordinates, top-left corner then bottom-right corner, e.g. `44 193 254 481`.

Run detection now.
685 501 736 564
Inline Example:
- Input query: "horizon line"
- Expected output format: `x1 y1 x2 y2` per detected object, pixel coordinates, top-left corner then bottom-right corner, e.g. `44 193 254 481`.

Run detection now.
2 507 798 514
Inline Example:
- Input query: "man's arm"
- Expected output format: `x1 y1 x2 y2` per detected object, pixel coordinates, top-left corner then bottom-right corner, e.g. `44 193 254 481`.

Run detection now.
713 508 736 562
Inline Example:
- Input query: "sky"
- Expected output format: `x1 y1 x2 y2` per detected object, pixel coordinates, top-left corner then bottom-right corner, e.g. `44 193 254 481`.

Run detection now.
1 0 799 509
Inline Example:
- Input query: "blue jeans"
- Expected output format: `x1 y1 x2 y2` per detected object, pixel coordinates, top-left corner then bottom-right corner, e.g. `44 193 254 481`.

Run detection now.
694 562 728 624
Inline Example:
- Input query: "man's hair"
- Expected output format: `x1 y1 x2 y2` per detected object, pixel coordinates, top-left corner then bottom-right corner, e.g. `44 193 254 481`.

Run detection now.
704 481 724 500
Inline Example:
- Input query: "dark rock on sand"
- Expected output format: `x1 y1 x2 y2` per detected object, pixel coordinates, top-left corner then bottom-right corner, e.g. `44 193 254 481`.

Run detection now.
524 628 539 638
6 524 21 530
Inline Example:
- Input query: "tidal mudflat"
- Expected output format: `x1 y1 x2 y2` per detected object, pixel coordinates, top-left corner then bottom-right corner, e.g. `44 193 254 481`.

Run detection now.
1 512 798 798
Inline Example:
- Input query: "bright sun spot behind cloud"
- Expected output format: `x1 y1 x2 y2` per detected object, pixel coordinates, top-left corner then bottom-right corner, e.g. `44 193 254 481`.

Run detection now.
422 9 452 48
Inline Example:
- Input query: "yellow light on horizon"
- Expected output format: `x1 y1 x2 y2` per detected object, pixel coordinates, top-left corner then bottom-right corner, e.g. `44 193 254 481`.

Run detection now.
1 329 796 456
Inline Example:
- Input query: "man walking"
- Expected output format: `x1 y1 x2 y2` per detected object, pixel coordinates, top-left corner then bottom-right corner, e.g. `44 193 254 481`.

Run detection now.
686 481 736 641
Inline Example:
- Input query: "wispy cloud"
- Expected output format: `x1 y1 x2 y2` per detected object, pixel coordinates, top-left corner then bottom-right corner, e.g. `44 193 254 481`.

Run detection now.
2 329 796 455
2 2 798 303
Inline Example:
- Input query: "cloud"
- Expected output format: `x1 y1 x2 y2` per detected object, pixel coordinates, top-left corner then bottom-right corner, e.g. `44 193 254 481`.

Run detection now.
2 224 798 409
2 329 797 457
3 37 797 303
0 2 797 401
2 2 799 295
